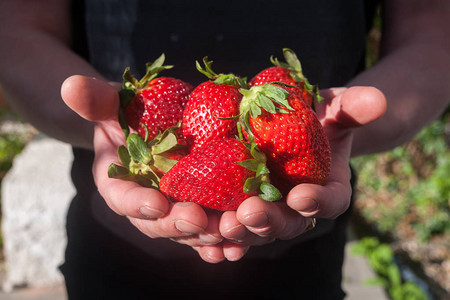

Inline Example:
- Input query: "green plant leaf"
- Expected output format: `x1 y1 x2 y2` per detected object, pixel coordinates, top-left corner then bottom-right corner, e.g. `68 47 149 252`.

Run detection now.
118 145 131 166
127 133 151 164
153 156 179 174
108 163 131 179
236 159 259 172
250 103 262 118
257 94 277 113
256 163 270 176
259 183 282 201
152 132 178 155
243 176 261 193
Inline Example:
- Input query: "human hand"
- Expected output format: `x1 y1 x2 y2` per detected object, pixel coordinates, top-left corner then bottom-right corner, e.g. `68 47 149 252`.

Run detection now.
219 86 387 257
61 75 227 263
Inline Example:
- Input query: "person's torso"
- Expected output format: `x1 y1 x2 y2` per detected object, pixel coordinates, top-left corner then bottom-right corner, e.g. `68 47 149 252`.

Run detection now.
71 0 379 259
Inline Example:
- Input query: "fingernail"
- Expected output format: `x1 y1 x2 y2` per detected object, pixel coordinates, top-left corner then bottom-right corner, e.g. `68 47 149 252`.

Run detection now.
174 220 203 234
224 224 247 241
139 206 165 219
242 212 268 228
227 246 250 262
199 233 223 245
305 218 317 232
294 198 319 213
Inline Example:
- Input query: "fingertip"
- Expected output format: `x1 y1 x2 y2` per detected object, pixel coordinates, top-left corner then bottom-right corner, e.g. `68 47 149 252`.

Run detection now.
286 182 350 219
339 86 387 126
171 202 209 232
223 242 249 262
236 197 271 226
196 246 225 264
61 75 119 121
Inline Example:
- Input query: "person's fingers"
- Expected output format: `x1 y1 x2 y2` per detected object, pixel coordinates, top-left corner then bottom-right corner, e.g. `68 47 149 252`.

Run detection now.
197 210 224 245
235 197 313 240
193 245 226 264
61 75 119 122
223 241 250 262
129 202 209 239
91 124 171 219
286 178 352 219
220 210 272 246
319 86 387 129
287 86 385 219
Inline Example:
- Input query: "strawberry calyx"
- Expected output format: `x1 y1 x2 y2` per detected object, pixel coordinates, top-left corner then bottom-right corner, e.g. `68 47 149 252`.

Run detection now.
235 127 282 201
108 124 186 188
196 57 248 89
239 83 294 133
271 48 322 104
118 54 174 137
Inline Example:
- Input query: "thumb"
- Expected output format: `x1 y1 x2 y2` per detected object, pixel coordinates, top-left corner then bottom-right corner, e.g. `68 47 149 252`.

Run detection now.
321 86 387 128
61 75 120 122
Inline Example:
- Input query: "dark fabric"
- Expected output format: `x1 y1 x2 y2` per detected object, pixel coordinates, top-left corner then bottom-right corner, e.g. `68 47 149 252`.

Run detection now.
62 0 378 299
82 0 378 87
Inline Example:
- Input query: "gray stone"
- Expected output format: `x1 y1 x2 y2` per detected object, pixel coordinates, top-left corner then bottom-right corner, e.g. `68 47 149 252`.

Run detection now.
1 134 74 291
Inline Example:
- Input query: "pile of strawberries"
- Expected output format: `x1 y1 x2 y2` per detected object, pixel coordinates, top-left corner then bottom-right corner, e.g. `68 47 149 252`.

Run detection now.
108 49 331 211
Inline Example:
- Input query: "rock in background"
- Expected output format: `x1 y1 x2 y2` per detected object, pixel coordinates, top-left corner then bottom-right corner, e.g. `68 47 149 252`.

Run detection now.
1 134 74 291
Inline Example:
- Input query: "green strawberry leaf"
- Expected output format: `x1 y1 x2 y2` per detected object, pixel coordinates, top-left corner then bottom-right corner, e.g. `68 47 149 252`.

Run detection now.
118 145 131 167
119 88 135 109
214 74 236 85
250 142 266 163
236 159 260 172
283 48 303 73
118 108 130 138
196 57 218 80
108 163 160 189
263 84 289 100
108 163 132 179
256 163 270 176
250 103 262 118
243 176 261 194
152 131 179 155
153 156 179 174
127 133 151 164
122 67 139 90
262 84 294 111
259 182 282 202
139 54 173 87
257 94 277 114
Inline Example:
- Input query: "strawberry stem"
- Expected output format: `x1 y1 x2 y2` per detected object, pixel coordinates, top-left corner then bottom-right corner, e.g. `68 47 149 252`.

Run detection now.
196 57 248 88
270 48 323 103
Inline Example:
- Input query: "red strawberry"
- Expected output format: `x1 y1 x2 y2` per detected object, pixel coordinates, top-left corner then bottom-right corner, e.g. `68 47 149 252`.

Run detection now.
249 48 320 107
119 54 193 140
239 83 331 192
182 58 246 151
159 138 281 211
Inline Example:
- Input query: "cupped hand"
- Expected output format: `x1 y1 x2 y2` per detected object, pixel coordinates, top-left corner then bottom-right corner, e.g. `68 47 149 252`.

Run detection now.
219 86 387 258
61 75 225 263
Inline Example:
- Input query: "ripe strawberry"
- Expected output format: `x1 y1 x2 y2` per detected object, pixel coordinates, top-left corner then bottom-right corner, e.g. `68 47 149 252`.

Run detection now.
182 58 247 151
249 48 321 107
119 54 193 140
239 83 331 191
159 138 281 211
108 125 189 188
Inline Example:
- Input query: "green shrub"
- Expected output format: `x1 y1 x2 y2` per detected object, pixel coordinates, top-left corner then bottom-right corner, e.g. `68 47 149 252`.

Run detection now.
352 237 429 300
351 114 450 242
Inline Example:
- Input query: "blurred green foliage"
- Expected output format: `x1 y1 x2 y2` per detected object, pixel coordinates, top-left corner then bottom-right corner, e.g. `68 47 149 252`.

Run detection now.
351 113 450 242
352 237 429 300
